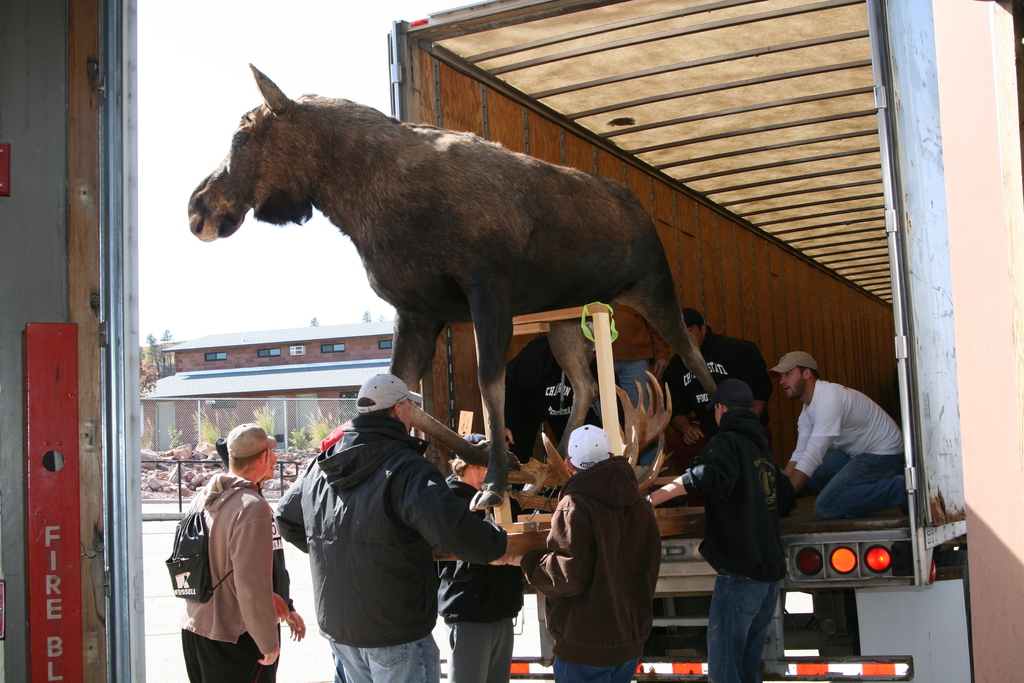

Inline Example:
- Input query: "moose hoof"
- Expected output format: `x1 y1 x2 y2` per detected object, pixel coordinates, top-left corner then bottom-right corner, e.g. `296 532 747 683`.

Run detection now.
470 488 505 511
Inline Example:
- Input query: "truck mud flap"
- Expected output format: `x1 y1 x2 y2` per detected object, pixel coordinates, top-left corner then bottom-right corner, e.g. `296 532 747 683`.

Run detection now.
500 656 912 680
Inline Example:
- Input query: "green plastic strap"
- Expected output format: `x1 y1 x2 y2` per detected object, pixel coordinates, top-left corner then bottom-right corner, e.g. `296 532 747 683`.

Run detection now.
580 302 618 343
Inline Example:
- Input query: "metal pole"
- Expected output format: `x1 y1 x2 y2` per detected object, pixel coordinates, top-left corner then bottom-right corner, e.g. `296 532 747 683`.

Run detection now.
100 0 145 678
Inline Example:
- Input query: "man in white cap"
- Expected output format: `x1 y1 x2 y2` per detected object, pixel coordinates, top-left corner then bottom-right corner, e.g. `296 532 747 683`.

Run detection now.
518 425 661 683
770 351 906 518
276 373 511 683
181 423 280 682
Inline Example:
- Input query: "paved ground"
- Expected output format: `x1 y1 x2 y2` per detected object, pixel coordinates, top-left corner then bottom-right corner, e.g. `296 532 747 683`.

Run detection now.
142 505 543 683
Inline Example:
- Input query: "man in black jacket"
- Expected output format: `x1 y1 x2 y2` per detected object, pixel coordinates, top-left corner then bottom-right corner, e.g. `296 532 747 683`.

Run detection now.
438 435 524 683
650 379 795 683
662 308 773 498
276 374 511 683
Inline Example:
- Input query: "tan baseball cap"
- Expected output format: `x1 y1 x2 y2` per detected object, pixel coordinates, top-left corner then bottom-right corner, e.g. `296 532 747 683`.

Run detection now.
768 351 818 377
356 374 423 414
226 423 276 458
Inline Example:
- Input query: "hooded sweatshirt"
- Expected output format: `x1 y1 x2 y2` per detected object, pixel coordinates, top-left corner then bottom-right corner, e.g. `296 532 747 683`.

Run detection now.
276 413 508 648
521 457 661 667
180 473 279 656
685 408 795 582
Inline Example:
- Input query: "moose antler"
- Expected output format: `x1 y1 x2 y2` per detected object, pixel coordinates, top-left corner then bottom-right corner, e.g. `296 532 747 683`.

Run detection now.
512 372 673 510
618 372 672 491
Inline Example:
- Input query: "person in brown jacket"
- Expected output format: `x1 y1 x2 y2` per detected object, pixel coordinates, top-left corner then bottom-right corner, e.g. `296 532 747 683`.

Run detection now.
181 424 281 682
518 425 661 683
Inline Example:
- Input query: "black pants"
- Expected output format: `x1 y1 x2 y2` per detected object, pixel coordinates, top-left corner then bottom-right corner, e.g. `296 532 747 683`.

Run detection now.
181 628 278 683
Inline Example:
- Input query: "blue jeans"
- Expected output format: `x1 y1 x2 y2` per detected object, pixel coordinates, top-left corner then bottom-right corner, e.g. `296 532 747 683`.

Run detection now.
806 450 907 519
614 359 659 467
553 657 638 683
707 571 779 683
330 634 440 683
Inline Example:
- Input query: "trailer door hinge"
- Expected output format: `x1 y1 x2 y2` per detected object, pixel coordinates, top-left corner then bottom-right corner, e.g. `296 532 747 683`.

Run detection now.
894 335 908 360
874 85 887 110
905 466 917 492
885 208 898 233
390 60 402 86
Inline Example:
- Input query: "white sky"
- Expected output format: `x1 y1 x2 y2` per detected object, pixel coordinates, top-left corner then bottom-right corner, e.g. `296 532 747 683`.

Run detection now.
137 0 443 342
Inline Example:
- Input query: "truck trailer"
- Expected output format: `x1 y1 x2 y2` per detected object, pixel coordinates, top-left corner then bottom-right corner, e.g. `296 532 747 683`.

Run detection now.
387 1 1022 679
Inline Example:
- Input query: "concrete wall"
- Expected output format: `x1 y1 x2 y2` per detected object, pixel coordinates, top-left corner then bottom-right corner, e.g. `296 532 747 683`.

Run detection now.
0 0 70 679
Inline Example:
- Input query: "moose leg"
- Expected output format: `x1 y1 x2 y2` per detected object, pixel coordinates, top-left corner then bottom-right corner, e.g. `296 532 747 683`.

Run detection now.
546 320 599 455
392 309 519 470
467 292 514 511
615 281 717 395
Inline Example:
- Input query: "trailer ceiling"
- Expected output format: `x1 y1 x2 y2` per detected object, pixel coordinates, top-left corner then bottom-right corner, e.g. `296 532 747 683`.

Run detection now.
410 0 891 300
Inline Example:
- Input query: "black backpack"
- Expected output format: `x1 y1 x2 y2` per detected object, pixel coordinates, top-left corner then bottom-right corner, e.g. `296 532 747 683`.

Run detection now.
166 509 232 603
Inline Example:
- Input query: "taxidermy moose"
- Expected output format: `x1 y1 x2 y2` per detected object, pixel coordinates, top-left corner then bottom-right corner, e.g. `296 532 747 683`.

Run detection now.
188 66 716 510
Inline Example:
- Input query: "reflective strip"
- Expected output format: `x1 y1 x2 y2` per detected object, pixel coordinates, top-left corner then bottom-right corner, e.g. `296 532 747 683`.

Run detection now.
791 661 908 676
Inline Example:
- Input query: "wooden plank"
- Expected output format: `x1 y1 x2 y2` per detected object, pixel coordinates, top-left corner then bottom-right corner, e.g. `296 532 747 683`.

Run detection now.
417 49 438 125
592 308 622 456
697 204 723 332
596 148 623 182
718 219 743 338
451 323 483 434
512 306 584 324
563 131 593 172
527 111 560 165
486 90 526 152
678 195 702 312
625 164 653 217
68 0 104 675
513 322 550 336
438 63 483 135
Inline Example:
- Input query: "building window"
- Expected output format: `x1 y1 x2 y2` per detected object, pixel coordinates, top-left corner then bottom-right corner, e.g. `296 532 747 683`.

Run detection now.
205 352 227 362
378 339 393 350
339 391 357 398
290 345 305 356
257 348 281 358
321 343 346 353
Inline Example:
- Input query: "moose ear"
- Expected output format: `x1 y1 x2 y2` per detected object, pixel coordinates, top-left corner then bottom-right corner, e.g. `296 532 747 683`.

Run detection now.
250 64 291 114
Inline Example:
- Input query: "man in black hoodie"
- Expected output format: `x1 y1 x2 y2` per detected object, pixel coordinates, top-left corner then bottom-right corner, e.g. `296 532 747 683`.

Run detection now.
519 425 661 683
650 379 795 683
276 374 511 683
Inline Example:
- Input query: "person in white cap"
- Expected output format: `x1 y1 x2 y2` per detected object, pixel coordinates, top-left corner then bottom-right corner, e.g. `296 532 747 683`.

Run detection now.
276 374 512 683
770 351 906 519
181 423 281 682
517 425 661 683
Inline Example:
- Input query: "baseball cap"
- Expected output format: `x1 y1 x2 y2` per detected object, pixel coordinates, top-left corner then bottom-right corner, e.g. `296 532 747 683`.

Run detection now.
566 425 612 470
768 351 818 377
227 423 276 459
356 373 423 414
712 378 753 408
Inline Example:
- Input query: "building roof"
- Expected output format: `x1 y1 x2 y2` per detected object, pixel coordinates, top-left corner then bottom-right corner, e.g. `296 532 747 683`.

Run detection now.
147 358 391 398
167 321 394 352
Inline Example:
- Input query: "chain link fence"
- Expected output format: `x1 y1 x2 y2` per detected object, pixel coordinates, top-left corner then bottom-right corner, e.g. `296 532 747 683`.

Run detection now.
141 397 359 451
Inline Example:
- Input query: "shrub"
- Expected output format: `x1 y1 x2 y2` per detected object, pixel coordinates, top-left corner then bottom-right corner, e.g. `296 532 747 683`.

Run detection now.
307 410 335 449
141 418 155 451
254 405 276 439
290 428 311 451
198 416 220 445
168 426 184 449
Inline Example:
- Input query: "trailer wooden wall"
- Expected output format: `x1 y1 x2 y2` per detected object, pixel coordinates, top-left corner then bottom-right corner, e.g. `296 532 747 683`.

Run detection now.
414 53 896 466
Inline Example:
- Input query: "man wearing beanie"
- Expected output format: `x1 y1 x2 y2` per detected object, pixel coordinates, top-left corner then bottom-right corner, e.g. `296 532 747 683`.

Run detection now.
650 379 795 683
518 425 661 683
181 423 281 682
276 374 511 682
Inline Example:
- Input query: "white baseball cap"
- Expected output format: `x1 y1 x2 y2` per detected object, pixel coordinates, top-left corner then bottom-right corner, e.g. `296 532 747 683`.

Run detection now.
356 374 423 414
566 425 612 470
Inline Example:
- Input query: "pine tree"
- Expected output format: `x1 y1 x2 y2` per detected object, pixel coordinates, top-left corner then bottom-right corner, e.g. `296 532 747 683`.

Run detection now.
362 311 372 323
310 317 320 327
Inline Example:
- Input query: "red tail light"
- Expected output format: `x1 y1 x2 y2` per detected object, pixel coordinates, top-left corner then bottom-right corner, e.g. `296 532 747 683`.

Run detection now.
796 548 823 575
865 546 891 573
830 547 857 574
